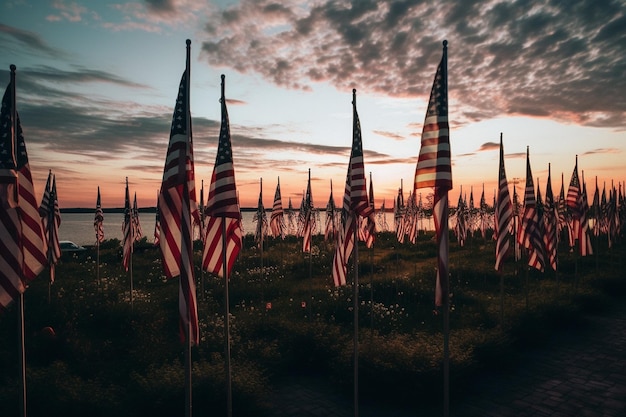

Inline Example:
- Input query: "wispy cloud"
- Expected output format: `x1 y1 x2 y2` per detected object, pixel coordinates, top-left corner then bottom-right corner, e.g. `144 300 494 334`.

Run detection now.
198 0 626 128
373 130 405 141
0 23 65 57
582 148 621 155
478 142 500 151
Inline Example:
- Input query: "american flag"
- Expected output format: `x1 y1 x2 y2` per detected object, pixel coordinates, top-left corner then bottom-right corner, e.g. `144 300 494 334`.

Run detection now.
566 157 581 242
579 176 593 256
122 178 133 272
361 172 376 248
543 164 558 271
132 192 142 242
153 189 160 246
0 76 47 312
517 147 545 272
324 180 336 242
94 186 104 244
253 178 268 249
269 178 285 239
202 75 242 278
39 170 61 283
331 89 372 286
414 41 451 307
302 170 313 253
157 66 199 345
454 191 466 247
495 135 513 272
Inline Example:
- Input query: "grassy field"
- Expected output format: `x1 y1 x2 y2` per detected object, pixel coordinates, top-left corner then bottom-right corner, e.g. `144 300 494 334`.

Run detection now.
0 231 624 416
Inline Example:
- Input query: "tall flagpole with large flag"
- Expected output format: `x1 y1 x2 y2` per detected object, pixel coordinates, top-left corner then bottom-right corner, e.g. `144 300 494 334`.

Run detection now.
157 39 199 417
414 41 451 417
330 89 373 417
0 64 47 417
202 74 242 417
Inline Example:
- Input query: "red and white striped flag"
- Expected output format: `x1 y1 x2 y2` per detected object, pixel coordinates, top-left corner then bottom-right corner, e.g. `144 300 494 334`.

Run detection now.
494 135 513 272
324 180 336 242
94 186 104 244
153 189 160 246
543 164 558 271
331 89 373 286
202 75 242 278
517 147 545 272
414 41 451 307
132 192 142 242
579 174 593 257
361 172 376 248
302 170 313 253
566 156 581 243
122 178 133 272
0 73 47 312
157 64 199 345
253 178 268 249
270 178 285 239
39 170 61 283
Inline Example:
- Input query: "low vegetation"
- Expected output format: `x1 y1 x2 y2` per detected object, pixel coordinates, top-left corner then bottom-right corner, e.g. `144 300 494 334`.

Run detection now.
0 232 624 416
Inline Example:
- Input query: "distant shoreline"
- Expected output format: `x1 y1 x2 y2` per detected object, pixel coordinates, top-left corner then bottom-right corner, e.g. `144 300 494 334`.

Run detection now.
61 207 278 214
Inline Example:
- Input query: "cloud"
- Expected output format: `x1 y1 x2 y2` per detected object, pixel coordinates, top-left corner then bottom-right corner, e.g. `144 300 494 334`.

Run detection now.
372 130 405 141
582 148 621 155
0 23 64 57
198 0 626 128
478 142 500 151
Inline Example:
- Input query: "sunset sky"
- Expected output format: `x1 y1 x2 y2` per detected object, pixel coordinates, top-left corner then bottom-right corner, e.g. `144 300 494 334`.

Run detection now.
1 0 624 209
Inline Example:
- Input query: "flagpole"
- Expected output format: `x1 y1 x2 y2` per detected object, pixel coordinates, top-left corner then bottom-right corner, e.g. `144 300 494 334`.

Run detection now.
200 180 205 300
10 63 27 417
353 212 359 417
223 220 232 417
308 169 313 321
219 74 233 417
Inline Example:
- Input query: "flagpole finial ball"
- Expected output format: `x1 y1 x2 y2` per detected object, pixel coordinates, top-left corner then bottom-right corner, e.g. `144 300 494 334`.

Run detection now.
186 39 191 46
10 64 16 71
221 74 225 81
443 40 448 47
353 88 356 94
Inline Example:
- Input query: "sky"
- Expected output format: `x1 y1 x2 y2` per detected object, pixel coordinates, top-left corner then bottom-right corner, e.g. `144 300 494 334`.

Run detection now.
1 0 625 209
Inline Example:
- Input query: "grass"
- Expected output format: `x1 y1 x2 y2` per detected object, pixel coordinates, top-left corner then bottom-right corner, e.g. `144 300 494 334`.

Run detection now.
0 231 624 416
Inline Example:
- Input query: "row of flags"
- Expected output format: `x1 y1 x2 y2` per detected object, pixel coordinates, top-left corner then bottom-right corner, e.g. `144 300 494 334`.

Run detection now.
0 69 56 312
492 138 620 274
4 39 624 417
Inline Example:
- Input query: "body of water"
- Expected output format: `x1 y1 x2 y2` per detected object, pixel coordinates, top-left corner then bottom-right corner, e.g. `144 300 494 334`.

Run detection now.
59 211 423 246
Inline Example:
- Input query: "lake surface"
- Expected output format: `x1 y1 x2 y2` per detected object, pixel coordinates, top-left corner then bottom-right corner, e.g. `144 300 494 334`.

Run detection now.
59 211 421 246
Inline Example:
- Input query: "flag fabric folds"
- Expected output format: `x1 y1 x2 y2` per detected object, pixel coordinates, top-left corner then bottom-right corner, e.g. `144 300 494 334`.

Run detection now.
331 89 373 287
0 75 47 312
122 178 133 272
517 147 545 272
153 190 161 246
94 186 104 244
253 179 268 249
132 192 142 242
324 180 336 242
270 178 285 239
157 67 199 345
543 165 558 271
414 41 451 307
39 170 61 283
202 75 242 279
302 171 313 253
494 135 513 272
567 158 582 245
